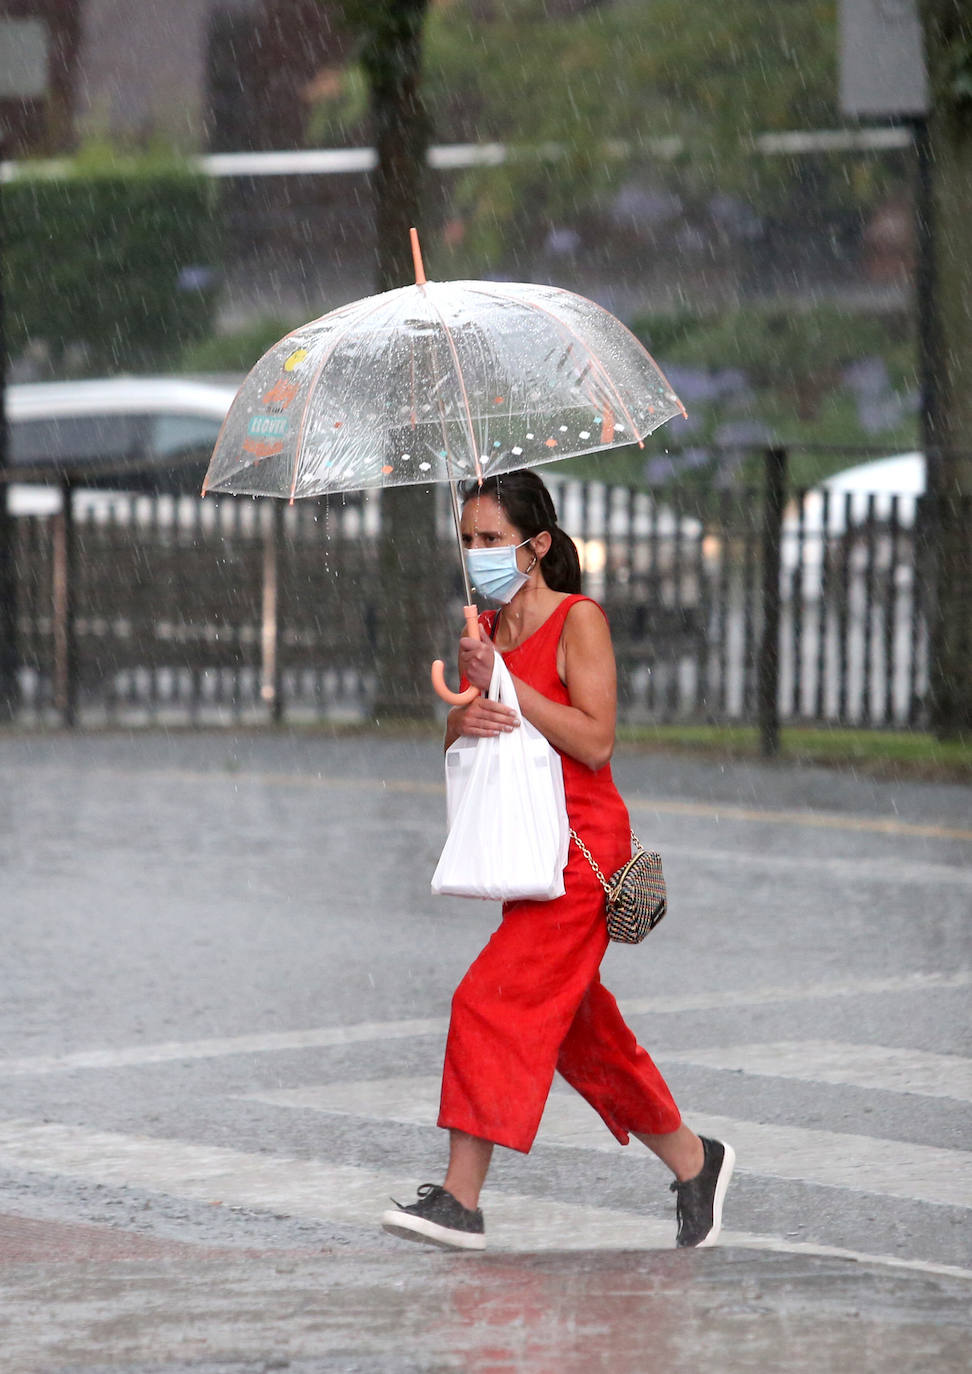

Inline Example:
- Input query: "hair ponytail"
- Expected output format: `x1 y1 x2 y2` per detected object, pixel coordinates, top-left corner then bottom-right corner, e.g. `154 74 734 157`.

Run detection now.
541 525 582 594
460 470 582 594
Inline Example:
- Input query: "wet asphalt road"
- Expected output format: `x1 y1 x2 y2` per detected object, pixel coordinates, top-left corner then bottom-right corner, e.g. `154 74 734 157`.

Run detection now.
0 729 969 1373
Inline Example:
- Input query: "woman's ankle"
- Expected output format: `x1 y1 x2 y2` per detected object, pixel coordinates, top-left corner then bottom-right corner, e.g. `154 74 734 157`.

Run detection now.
442 1178 480 1212
634 1124 705 1181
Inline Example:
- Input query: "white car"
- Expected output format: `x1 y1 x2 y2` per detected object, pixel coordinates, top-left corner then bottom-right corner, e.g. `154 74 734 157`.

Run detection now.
783 450 923 550
780 452 925 598
6 376 239 514
786 451 923 536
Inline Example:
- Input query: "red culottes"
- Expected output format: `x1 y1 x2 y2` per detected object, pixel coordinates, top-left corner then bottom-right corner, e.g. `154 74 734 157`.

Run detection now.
437 852 681 1153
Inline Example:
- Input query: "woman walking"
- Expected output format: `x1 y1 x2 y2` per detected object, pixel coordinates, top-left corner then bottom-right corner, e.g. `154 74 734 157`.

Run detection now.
382 471 734 1251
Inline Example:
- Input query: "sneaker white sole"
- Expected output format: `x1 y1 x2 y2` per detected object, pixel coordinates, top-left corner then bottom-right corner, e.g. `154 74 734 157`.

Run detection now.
694 1140 736 1248
381 1209 486 1251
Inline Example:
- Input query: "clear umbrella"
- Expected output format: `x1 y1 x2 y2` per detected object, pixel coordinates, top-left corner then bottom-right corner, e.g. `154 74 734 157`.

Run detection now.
203 231 685 701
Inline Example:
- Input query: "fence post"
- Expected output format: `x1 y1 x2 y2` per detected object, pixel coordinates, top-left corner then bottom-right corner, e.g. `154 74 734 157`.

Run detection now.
260 499 283 723
0 473 17 722
53 479 78 728
758 446 787 758
0 141 17 723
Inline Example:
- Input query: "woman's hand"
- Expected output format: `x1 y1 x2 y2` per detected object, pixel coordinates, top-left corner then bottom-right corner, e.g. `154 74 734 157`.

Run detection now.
444 637 519 743
458 634 496 692
450 695 520 740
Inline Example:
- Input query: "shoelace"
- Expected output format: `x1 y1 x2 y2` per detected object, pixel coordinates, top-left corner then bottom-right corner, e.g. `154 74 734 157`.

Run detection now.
669 1176 684 1222
390 1182 442 1210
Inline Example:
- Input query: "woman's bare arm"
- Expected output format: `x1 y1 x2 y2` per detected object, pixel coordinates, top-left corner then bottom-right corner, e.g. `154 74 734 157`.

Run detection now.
453 601 617 770
511 602 617 769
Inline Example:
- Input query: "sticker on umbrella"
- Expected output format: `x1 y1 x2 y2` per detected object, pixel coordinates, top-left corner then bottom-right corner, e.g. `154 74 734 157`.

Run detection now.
203 229 685 702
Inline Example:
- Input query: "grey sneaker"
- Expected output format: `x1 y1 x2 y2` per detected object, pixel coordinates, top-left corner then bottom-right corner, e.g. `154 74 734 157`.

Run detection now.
381 1184 486 1251
670 1137 735 1247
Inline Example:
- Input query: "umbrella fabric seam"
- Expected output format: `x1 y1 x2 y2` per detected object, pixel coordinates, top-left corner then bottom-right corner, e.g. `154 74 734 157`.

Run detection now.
288 292 403 502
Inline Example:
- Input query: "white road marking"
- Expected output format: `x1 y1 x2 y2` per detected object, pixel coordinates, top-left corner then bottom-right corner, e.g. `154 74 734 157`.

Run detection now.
618 969 972 1019
1 971 967 1079
0 1018 447 1078
661 1041 972 1102
27 765 972 842
246 1075 972 1211
0 1117 968 1281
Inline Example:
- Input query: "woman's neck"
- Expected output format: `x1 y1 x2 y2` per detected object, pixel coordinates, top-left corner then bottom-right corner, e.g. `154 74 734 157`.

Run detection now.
493 580 565 648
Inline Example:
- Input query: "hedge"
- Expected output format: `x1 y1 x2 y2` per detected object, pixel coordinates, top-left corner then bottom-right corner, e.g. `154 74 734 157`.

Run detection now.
4 155 222 372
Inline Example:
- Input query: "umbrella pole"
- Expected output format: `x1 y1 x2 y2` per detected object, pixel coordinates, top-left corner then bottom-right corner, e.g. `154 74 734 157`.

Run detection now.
449 478 474 606
430 479 480 706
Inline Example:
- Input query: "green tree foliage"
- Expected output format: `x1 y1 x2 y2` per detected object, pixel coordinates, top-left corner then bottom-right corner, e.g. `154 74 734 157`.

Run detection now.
317 0 838 148
5 146 220 374
554 303 916 494
425 0 837 146
648 305 915 485
310 0 856 269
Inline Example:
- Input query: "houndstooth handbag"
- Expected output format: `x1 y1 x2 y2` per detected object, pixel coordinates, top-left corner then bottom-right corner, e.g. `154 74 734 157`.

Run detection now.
570 830 667 944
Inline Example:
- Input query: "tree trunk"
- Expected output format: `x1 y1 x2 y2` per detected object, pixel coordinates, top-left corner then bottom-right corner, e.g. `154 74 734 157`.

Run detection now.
920 1 972 737
357 0 439 720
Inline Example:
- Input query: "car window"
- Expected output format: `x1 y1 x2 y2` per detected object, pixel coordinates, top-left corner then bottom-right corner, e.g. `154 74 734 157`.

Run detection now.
11 411 225 472
11 414 149 467
150 414 224 461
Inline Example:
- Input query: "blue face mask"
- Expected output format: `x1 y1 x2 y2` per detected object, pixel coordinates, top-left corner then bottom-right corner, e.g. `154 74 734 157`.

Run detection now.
465 539 533 603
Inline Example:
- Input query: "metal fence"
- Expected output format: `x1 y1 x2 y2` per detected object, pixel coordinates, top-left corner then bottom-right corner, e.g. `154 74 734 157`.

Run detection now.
8 453 946 733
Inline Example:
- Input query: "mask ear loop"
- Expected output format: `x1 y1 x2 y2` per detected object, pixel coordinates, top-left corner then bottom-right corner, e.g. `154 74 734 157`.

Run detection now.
524 532 546 576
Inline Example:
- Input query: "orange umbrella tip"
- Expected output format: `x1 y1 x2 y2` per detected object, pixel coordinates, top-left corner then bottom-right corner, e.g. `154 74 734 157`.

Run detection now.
410 227 427 286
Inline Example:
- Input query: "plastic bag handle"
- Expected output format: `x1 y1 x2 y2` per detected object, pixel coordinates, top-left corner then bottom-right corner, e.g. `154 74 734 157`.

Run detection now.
431 605 481 706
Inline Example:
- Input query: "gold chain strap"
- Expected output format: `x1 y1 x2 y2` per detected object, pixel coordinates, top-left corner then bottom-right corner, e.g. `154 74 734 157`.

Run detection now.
569 828 642 895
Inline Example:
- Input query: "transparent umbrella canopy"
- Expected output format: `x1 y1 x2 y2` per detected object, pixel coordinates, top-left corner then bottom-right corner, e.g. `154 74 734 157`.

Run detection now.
202 231 685 701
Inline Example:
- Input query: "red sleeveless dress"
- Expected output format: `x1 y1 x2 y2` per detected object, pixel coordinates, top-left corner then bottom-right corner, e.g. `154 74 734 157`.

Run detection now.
437 594 681 1153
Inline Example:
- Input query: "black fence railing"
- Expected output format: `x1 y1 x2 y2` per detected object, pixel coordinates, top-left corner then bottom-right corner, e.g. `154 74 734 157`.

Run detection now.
5 447 953 741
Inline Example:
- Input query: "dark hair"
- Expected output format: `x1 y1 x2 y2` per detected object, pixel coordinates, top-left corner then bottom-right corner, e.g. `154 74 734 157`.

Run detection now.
460 470 582 594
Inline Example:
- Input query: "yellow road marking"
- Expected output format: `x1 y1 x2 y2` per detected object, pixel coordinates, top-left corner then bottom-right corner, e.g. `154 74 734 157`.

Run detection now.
625 796 972 843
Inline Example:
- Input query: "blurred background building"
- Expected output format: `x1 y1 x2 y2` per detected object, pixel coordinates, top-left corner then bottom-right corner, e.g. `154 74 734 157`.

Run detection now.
1 0 345 156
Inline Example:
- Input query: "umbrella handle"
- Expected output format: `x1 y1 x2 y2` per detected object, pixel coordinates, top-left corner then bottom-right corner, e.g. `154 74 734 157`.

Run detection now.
431 604 481 706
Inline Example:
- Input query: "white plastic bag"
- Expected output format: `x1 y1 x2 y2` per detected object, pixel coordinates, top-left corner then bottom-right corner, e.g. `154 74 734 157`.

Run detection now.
431 652 569 901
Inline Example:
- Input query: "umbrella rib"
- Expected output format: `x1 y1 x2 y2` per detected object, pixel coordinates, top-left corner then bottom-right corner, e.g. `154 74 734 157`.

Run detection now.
417 284 484 484
464 280 643 443
560 284 688 422
204 303 387 496
426 332 474 605
201 378 245 496
460 281 682 443
287 293 403 502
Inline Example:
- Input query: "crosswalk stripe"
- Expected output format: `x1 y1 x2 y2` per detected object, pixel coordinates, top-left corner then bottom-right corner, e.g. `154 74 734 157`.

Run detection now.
0 1117 967 1281
245 1076 972 1211
660 1041 972 1102
0 1018 448 1079
619 970 971 1019
1 971 967 1079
